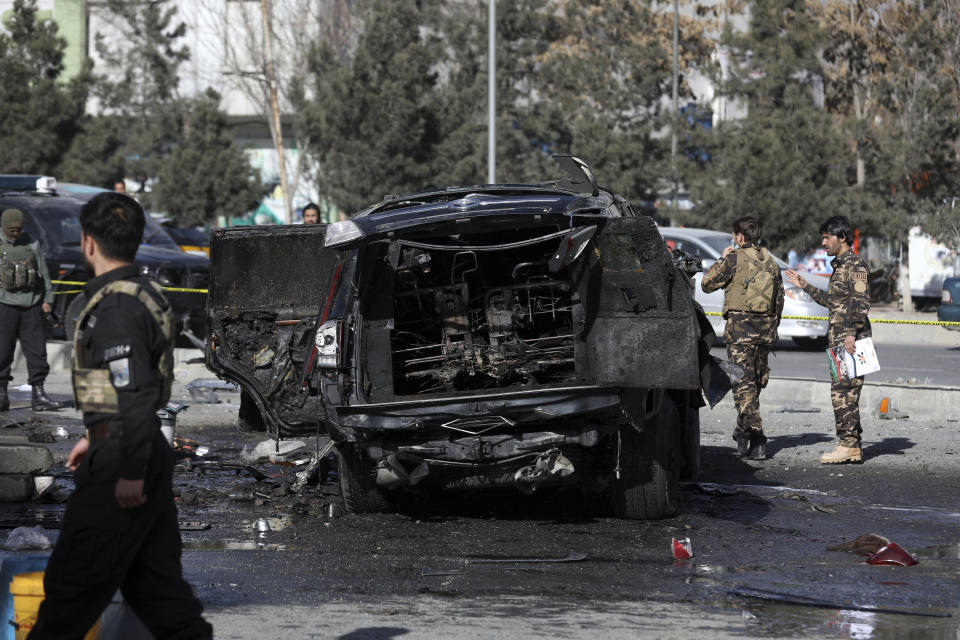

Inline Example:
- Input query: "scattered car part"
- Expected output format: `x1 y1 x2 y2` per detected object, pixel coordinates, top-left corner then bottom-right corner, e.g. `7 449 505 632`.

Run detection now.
672 537 694 560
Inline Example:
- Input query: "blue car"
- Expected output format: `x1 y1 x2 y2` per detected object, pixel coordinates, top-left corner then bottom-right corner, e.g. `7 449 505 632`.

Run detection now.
939 277 960 330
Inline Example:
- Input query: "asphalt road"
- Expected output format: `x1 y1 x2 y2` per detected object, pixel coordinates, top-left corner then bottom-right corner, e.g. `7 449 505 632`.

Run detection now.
3 376 959 639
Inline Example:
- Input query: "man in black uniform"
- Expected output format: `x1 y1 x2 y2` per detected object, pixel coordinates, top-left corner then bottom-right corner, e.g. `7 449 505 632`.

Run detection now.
30 193 212 639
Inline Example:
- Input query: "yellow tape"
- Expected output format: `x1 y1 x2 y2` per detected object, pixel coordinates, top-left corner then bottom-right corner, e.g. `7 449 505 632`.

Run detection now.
50 279 207 294
53 289 83 295
703 311 960 327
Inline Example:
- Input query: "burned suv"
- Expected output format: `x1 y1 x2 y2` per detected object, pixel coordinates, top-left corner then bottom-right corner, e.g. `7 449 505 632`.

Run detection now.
206 158 711 519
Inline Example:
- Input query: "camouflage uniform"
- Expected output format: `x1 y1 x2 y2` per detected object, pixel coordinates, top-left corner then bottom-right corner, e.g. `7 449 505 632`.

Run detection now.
701 244 784 443
802 250 871 447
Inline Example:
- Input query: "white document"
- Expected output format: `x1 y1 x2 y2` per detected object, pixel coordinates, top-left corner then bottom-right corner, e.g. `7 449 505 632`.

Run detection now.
827 337 880 383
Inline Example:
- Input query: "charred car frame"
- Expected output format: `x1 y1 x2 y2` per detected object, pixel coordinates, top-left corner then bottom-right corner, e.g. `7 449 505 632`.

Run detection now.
206 157 712 519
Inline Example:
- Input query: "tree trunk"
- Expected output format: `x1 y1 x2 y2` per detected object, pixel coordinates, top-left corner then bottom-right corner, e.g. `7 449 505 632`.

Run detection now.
899 241 914 312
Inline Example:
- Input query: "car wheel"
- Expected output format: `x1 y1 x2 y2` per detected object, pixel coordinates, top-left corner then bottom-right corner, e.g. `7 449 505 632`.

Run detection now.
792 336 828 349
678 393 700 481
612 392 679 520
63 293 87 341
237 390 267 432
337 444 393 514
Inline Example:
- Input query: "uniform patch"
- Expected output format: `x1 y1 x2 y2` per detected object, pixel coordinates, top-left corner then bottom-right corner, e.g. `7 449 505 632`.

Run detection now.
104 344 132 361
109 358 131 388
853 271 868 281
854 281 867 293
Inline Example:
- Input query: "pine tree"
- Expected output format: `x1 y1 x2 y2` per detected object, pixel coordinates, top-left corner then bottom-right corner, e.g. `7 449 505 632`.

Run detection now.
153 90 267 227
0 0 90 174
683 0 849 254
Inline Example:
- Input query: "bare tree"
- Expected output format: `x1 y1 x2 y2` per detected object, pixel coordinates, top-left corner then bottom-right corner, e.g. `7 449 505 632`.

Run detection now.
196 0 359 223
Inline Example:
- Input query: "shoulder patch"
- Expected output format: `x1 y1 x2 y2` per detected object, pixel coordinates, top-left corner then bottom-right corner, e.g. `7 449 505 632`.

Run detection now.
108 357 132 388
853 271 868 281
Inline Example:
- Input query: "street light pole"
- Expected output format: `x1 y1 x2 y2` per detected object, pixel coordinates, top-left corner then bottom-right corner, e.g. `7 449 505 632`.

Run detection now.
671 0 679 218
488 0 496 184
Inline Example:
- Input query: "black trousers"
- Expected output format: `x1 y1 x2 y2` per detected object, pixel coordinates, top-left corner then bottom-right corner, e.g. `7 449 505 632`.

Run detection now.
0 301 49 385
28 445 212 639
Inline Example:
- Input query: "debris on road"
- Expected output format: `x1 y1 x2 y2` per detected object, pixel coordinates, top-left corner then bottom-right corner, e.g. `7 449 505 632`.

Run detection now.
240 439 306 463
672 537 694 560
866 541 919 566
184 378 238 403
26 429 56 443
686 482 746 497
776 405 821 413
778 491 837 514
827 533 890 556
878 397 909 420
3 525 51 550
178 521 211 531
468 551 587 564
173 436 210 458
421 568 463 577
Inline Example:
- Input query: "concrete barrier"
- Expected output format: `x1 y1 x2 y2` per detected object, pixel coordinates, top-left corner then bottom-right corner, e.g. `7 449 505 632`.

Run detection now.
717 376 960 422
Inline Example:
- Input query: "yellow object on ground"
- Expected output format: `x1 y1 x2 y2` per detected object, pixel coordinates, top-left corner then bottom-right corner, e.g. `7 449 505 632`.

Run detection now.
10 571 100 640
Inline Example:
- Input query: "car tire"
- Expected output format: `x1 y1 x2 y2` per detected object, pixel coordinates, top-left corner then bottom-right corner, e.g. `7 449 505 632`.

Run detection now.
63 293 87 341
792 336 828 349
612 392 679 520
337 444 392 514
237 390 267 432
678 393 700 481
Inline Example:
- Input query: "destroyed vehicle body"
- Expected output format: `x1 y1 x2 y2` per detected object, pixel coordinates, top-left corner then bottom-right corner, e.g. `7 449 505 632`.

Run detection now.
206 158 710 519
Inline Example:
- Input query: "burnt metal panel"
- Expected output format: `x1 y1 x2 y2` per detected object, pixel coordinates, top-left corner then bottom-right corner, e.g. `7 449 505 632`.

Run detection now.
577 217 701 389
209 224 339 312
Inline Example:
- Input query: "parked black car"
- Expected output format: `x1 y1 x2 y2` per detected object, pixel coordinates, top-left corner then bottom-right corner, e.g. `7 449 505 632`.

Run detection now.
0 176 209 343
205 158 712 519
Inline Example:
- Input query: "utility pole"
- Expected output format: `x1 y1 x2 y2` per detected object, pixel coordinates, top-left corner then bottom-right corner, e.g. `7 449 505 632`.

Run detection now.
671 0 679 219
488 0 496 184
260 0 292 224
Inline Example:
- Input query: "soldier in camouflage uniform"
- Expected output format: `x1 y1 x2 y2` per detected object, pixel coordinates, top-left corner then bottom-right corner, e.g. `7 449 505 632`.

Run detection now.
786 215 871 464
702 216 784 460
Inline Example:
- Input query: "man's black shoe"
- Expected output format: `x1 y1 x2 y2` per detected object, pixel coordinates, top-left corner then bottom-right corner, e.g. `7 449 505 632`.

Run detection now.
31 383 62 411
732 430 750 457
0 386 8 412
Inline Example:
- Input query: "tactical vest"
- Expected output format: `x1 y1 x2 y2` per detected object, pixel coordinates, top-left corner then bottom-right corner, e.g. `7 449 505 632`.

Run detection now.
0 240 41 291
723 247 778 315
71 280 176 414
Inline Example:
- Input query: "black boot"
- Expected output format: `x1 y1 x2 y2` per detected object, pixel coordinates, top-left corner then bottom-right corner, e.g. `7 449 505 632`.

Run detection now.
0 385 8 412
732 430 749 457
31 383 62 412
748 432 767 460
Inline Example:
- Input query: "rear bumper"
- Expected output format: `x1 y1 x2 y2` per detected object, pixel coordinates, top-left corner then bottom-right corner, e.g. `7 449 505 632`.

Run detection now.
332 385 624 435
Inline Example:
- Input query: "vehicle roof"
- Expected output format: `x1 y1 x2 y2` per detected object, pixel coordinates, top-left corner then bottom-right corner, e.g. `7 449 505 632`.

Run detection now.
356 184 606 219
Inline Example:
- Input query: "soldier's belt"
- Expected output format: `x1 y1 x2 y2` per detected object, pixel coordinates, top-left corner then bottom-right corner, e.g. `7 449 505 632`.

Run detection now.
86 421 122 441
703 311 960 328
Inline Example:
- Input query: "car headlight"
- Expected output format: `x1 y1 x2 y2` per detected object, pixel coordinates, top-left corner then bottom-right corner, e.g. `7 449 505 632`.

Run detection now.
784 285 812 303
324 220 363 248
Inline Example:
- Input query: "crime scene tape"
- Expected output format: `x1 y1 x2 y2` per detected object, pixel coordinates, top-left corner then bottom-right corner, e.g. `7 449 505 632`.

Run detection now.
703 310 960 327
50 279 208 295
